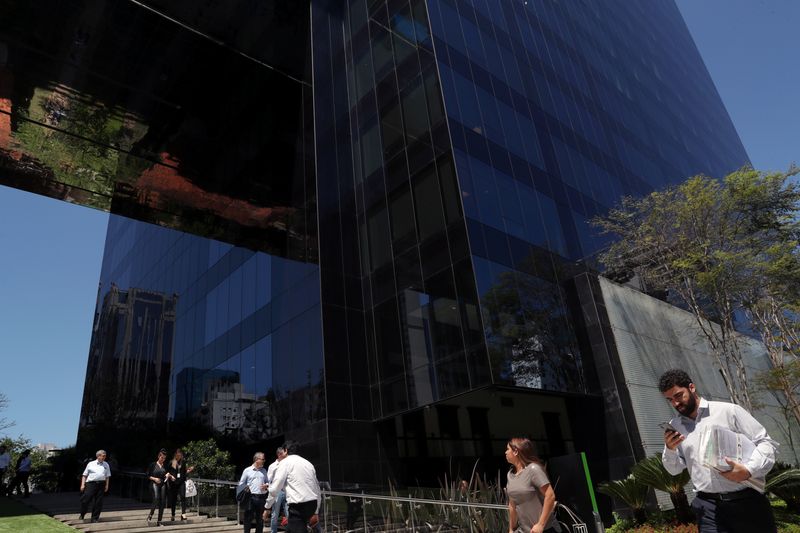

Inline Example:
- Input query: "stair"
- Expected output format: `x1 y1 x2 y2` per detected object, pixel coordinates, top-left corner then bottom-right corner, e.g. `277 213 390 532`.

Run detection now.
21 493 242 532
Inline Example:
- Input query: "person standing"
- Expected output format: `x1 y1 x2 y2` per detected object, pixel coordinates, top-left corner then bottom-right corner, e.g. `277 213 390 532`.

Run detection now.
79 449 111 523
237 452 269 533
0 445 11 496
659 369 778 533
7 449 32 498
262 441 320 533
504 437 561 533
146 449 169 525
166 448 194 521
267 445 288 532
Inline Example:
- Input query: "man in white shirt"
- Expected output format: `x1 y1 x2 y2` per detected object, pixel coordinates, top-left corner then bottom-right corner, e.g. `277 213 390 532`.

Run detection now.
263 441 320 533
80 449 111 523
267 445 288 533
237 452 269 533
659 369 778 533
0 445 10 496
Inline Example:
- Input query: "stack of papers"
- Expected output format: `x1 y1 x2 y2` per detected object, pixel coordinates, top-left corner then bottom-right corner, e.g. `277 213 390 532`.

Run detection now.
698 426 764 491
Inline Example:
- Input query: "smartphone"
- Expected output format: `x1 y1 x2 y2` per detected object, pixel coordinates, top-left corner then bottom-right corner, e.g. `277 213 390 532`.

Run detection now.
658 421 679 433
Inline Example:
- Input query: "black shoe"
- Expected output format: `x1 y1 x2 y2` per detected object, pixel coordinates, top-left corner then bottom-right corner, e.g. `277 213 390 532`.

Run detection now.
90 518 99 523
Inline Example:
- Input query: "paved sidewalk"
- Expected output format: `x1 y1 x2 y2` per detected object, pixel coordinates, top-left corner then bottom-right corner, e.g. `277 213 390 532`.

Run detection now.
17 492 242 532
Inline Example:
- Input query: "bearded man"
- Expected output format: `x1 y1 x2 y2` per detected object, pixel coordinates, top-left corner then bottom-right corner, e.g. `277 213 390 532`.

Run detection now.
659 369 778 533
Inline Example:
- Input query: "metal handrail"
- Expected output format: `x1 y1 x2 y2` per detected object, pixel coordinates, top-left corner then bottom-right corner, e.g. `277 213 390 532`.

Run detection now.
321 490 507 510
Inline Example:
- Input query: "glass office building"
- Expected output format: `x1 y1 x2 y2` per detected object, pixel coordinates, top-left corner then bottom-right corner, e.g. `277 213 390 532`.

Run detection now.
0 0 748 495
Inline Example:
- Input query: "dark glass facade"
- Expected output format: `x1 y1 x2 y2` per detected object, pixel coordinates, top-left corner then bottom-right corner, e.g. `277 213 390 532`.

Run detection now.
2 0 748 499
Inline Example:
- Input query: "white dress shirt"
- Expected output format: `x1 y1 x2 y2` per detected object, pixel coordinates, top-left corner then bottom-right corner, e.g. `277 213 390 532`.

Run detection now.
238 465 269 495
267 459 281 483
0 452 10 470
82 460 111 482
662 398 778 493
265 454 320 511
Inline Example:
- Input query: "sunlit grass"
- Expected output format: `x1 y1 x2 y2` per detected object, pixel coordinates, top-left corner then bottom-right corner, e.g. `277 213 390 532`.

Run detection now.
0 497 73 532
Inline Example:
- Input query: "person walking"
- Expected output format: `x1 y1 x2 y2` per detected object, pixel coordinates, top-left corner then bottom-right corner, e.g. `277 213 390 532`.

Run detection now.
146 449 169 525
7 449 32 498
505 437 561 533
0 445 11 497
267 445 288 532
659 368 779 533
237 452 269 533
262 441 320 533
79 449 111 523
166 448 194 522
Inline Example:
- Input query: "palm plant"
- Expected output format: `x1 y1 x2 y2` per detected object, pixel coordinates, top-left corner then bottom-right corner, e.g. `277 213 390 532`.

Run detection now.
597 475 649 525
767 466 800 513
632 455 693 523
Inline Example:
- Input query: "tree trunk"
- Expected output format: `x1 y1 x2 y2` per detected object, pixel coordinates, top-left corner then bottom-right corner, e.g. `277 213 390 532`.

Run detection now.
669 490 693 524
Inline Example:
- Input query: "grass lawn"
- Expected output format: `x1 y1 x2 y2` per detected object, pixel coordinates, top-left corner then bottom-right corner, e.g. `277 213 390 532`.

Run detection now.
0 498 73 532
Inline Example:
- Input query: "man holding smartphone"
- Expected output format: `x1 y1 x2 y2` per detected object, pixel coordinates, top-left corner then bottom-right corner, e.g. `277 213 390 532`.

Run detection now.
658 369 778 532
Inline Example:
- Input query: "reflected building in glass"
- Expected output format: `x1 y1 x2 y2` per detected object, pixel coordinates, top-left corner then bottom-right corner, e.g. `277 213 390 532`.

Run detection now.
0 0 748 496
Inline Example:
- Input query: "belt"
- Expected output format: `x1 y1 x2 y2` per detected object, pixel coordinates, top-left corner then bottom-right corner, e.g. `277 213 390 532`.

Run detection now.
697 488 759 502
88 480 106 483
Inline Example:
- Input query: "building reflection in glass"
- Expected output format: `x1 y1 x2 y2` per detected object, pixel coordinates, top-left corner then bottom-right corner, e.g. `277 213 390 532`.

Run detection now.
0 0 315 258
80 285 177 430
77 214 324 467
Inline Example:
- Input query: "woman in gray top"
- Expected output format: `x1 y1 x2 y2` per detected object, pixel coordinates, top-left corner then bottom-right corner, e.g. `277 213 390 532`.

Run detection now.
505 437 561 533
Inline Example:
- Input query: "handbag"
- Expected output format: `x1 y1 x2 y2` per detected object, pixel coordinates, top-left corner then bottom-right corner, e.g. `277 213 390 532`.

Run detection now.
184 478 197 498
236 485 251 506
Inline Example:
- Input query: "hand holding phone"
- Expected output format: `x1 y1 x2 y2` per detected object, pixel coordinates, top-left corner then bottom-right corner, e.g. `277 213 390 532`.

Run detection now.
658 421 678 433
660 421 683 450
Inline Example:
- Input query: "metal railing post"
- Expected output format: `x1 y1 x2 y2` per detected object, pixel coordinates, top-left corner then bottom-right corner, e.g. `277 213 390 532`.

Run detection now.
215 483 220 518
362 492 367 533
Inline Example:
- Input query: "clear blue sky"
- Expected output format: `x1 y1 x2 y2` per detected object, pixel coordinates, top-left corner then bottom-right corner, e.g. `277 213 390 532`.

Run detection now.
676 0 799 171
1 1 798 449
0 187 107 448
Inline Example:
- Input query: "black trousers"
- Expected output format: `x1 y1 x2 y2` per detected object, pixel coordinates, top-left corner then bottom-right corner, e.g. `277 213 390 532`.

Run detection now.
7 471 30 497
287 500 317 533
167 481 186 517
692 489 777 533
80 481 106 519
244 493 267 533
148 482 167 522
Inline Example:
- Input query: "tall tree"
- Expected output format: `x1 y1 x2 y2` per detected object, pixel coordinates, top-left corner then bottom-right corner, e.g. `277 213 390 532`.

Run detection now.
593 166 800 419
0 392 14 432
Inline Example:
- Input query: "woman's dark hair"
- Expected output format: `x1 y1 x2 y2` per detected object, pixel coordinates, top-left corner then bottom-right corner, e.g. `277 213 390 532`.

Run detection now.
658 369 693 392
507 437 542 472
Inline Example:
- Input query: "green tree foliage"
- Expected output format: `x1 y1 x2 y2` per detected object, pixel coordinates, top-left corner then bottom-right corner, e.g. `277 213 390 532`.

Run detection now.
597 475 649 525
0 436 51 492
631 455 692 524
593 166 800 421
182 439 235 481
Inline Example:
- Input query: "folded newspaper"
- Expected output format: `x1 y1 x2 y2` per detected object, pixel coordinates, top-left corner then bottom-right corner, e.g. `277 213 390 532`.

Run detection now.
698 426 765 492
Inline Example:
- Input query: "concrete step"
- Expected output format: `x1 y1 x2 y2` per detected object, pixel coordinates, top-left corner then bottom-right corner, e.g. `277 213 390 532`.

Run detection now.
64 516 220 529
56 511 201 521
75 519 242 533
18 492 242 532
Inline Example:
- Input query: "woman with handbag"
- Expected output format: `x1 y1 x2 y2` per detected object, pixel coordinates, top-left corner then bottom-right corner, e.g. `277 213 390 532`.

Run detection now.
166 448 195 521
505 437 561 533
146 449 169 525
